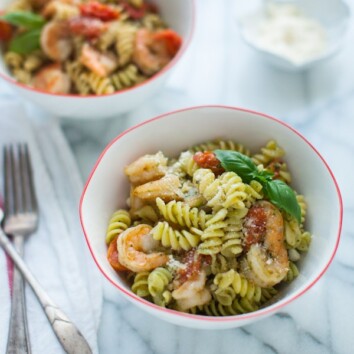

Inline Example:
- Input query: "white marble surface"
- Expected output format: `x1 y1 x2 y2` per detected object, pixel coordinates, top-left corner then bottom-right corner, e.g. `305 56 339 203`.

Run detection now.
61 0 354 353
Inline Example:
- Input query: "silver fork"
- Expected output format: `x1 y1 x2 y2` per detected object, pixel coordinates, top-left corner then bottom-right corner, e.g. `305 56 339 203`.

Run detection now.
1 144 92 354
4 144 34 354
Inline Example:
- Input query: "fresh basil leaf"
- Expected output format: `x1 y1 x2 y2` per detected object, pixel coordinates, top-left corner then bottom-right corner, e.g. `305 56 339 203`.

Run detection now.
214 150 258 183
256 169 274 184
9 28 41 55
1 11 45 30
263 179 301 223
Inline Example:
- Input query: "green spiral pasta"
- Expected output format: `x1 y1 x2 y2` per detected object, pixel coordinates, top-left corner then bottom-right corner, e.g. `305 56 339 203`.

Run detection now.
156 197 209 229
260 287 278 304
116 24 137 67
86 72 115 95
220 172 247 209
66 61 91 95
132 271 151 297
132 205 158 224
212 286 236 306
221 208 248 257
24 51 45 72
198 209 228 255
142 13 167 30
106 209 132 244
13 69 31 84
110 64 139 91
214 269 262 302
207 254 238 275
283 261 299 282
201 297 258 316
252 140 285 166
190 139 251 156
244 180 263 208
4 52 24 70
152 221 203 251
178 151 199 177
193 169 224 209
296 231 311 252
296 194 307 225
5 0 31 12
148 267 172 297
284 217 302 248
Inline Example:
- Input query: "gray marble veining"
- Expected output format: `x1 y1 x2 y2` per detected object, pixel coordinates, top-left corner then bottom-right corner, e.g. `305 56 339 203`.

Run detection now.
62 0 354 353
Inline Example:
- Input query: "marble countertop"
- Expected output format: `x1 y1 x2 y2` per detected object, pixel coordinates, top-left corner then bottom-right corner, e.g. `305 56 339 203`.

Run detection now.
61 0 354 353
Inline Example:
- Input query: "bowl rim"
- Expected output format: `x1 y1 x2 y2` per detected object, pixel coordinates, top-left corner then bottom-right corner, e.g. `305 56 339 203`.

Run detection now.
79 105 343 322
0 0 196 99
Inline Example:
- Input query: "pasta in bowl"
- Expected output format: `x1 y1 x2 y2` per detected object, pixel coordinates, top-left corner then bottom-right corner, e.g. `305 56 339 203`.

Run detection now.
0 0 194 118
80 106 342 328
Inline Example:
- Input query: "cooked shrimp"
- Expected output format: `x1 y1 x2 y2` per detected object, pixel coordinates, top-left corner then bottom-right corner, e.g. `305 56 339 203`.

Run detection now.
32 63 71 94
241 200 289 287
40 21 73 61
124 151 168 185
132 29 182 76
172 271 211 311
80 43 118 77
133 174 184 203
117 224 168 273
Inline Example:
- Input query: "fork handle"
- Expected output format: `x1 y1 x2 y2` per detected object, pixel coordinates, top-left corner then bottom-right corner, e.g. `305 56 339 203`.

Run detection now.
6 235 31 354
0 231 92 354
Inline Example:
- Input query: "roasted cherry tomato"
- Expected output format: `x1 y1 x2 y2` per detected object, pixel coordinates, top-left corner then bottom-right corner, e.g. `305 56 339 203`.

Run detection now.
243 204 267 251
107 235 128 272
0 20 13 41
69 17 107 39
152 29 182 57
80 1 120 21
193 151 225 175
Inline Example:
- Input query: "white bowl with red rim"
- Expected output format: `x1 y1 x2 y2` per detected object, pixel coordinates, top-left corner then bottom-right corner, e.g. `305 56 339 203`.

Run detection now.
0 0 195 119
80 105 342 329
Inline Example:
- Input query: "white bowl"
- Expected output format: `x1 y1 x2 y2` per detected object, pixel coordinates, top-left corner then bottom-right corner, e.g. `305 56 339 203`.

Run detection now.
0 0 195 119
238 0 351 72
80 105 342 329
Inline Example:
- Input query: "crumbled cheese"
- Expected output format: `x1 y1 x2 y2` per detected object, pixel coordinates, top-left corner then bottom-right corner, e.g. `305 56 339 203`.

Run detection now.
249 3 328 64
167 255 187 272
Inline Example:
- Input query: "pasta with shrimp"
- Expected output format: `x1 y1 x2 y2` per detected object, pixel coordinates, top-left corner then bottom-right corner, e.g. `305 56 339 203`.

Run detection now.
104 139 312 316
1 0 183 95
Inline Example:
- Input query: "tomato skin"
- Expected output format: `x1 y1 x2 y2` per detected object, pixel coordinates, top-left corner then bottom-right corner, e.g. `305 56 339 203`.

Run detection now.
80 1 120 21
0 20 13 41
107 235 128 272
193 151 225 175
69 17 107 39
243 204 267 251
152 29 182 57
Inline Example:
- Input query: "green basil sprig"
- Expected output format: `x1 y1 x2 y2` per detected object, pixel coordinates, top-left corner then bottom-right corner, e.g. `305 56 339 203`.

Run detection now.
9 28 42 55
214 150 301 223
1 11 45 30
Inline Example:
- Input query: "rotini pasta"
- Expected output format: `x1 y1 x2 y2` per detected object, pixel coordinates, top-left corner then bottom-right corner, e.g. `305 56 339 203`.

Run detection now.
2 0 182 95
105 139 311 316
110 64 139 91
106 209 131 244
151 221 203 251
252 140 285 166
190 139 251 156
156 197 209 229
132 272 150 297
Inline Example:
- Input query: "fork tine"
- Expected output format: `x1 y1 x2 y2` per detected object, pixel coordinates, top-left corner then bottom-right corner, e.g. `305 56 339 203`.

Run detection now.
12 144 24 215
3 145 15 217
21 144 37 213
